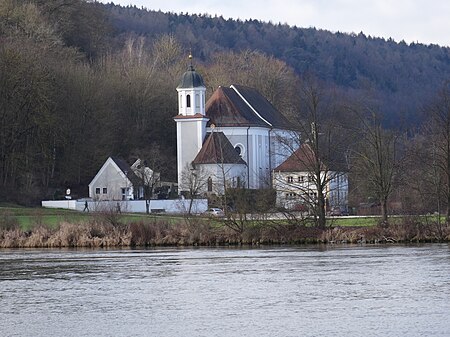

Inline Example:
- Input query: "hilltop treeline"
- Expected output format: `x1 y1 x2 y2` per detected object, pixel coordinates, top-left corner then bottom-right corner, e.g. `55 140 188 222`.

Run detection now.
1 0 450 220
105 3 450 126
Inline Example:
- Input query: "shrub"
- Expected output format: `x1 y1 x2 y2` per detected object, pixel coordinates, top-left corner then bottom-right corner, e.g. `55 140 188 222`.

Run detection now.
0 211 19 230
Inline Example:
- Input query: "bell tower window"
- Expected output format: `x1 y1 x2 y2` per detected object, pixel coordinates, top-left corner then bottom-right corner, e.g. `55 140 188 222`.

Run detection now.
195 94 200 108
186 94 191 108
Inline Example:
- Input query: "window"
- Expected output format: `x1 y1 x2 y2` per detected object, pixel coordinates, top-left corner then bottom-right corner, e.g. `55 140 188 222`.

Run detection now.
195 94 200 108
307 174 313 183
102 187 107 194
234 143 245 157
95 187 100 194
286 192 296 199
298 176 304 183
207 177 213 192
287 176 294 183
179 94 183 109
186 94 191 108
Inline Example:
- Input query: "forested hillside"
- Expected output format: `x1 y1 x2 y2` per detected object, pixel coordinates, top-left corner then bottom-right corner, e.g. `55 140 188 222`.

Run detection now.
105 3 450 126
1 0 450 210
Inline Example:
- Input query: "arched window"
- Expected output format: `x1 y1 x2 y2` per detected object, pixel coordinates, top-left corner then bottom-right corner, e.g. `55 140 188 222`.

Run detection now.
186 94 191 108
234 144 245 157
195 94 200 108
207 177 213 192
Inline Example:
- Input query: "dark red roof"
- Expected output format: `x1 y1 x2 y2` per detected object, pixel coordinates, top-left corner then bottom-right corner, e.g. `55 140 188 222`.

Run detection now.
273 143 325 172
173 113 208 120
274 142 349 172
192 132 246 165
205 85 291 129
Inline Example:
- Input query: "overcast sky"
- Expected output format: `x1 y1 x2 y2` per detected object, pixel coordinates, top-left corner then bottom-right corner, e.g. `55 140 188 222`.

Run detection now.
101 0 450 47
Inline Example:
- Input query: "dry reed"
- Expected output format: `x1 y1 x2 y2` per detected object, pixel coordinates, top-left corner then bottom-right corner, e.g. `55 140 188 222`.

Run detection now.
1 218 449 248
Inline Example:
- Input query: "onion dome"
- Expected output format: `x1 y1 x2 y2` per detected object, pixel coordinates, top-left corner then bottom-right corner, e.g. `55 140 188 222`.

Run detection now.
177 54 205 88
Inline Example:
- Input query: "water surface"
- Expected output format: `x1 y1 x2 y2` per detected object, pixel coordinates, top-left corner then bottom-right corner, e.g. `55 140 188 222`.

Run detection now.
1 245 449 337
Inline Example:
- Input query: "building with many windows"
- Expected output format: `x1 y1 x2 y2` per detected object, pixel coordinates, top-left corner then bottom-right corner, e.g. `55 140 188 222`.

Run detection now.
272 143 349 212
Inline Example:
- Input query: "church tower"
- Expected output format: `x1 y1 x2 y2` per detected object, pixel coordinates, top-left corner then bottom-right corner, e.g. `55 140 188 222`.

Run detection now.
174 55 208 193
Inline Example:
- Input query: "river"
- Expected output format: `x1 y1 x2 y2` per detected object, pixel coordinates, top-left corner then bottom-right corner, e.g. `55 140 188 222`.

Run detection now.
1 244 449 337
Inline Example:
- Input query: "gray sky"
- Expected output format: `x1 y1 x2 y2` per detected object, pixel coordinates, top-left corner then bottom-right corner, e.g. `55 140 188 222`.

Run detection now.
101 0 450 47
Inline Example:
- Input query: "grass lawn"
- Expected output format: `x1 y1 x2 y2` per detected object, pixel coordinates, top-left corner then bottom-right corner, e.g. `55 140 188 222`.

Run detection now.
0 206 90 230
330 216 381 227
0 205 188 230
3 204 438 231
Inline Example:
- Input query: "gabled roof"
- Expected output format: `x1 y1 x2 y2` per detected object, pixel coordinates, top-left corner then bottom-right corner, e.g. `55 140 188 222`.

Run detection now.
110 157 142 186
274 143 348 172
192 132 247 165
205 85 291 129
273 143 325 172
231 85 291 129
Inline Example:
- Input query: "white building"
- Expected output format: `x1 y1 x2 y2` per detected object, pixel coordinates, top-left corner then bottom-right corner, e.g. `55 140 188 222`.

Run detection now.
88 157 159 201
272 143 349 212
174 62 297 195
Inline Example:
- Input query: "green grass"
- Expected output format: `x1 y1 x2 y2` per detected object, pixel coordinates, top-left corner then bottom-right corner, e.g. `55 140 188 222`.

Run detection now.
2 204 443 231
0 205 188 230
328 214 448 227
0 206 91 230
330 216 381 227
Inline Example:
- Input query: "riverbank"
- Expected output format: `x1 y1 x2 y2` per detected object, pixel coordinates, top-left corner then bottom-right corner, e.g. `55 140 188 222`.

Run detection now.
1 217 449 248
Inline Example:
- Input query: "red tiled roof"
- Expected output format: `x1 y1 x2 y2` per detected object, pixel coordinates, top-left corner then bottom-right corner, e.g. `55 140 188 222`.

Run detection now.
192 132 247 165
173 113 208 120
205 87 265 127
274 142 349 172
273 143 325 172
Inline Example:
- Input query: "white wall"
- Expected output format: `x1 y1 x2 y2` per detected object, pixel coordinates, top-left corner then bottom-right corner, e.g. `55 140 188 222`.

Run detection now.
42 200 77 210
200 163 247 194
42 199 208 214
176 117 209 192
273 170 349 210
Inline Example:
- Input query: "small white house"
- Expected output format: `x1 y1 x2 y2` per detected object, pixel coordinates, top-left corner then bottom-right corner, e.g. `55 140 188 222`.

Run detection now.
88 157 159 201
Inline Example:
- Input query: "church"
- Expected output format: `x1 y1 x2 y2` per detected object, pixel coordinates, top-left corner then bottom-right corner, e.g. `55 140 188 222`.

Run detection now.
174 60 297 196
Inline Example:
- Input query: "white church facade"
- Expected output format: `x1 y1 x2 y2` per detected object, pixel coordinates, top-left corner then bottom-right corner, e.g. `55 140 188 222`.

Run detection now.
174 62 297 196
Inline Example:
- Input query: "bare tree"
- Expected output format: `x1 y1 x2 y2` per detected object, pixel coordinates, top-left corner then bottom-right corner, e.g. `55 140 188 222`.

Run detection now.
349 105 402 225
130 144 174 213
279 76 350 228
424 82 450 224
204 49 299 115
180 163 209 215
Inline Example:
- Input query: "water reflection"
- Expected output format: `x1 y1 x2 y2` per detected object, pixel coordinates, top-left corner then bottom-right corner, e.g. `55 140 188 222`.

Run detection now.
1 245 450 337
